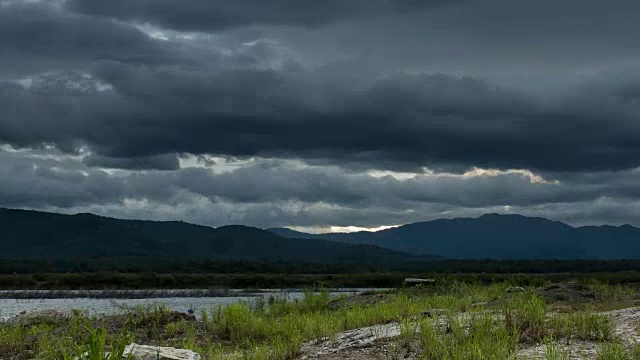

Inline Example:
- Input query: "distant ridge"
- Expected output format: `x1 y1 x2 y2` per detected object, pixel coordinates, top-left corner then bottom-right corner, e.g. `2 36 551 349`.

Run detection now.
0 207 424 264
269 214 640 259
2 208 638 260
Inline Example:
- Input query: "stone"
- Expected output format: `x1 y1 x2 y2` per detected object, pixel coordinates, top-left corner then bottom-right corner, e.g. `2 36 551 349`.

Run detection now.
299 322 402 357
506 286 525 293
404 278 435 286
123 344 201 360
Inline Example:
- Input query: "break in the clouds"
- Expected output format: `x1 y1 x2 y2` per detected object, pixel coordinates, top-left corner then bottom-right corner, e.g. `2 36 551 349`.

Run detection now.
2 0 640 230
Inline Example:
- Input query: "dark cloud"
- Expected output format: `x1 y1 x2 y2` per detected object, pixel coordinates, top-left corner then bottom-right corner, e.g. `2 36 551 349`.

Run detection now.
0 150 129 208
0 1 175 77
3 0 640 175
65 0 463 32
260 0 640 81
2 0 640 229
3 63 640 173
82 153 180 170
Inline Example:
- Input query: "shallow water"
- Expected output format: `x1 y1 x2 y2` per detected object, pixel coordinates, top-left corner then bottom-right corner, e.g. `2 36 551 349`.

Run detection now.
0 289 371 320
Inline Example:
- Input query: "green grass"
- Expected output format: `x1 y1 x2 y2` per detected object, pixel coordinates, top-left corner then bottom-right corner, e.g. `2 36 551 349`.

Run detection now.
0 323 30 355
596 342 632 360
630 343 640 359
549 308 614 341
503 292 547 342
33 316 133 360
1 281 638 359
420 311 519 359
543 336 571 360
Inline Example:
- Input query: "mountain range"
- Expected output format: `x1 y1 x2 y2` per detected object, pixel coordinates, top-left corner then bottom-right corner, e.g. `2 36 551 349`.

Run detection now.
1 208 639 261
0 208 420 264
269 214 640 259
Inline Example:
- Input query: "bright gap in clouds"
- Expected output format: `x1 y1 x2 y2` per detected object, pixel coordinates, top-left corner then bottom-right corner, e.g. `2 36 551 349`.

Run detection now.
328 225 400 233
368 167 558 184
290 224 400 234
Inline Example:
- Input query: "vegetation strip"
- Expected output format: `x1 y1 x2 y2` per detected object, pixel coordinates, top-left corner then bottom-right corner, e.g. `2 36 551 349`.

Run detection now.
1 281 639 359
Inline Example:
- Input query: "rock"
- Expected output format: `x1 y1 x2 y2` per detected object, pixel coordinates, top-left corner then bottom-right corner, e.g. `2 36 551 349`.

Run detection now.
404 278 435 286
506 286 525 293
123 344 201 360
299 322 402 357
422 309 445 318
6 309 77 326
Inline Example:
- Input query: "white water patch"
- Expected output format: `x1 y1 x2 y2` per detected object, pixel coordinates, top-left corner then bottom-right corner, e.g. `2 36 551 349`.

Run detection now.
0 289 371 321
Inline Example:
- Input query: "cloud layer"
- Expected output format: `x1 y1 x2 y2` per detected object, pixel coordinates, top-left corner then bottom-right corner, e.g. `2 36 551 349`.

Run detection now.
2 0 640 229
65 0 464 31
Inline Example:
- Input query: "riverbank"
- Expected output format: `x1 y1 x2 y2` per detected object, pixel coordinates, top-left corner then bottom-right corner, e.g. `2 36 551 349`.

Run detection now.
0 288 374 299
0 289 370 321
1 280 639 359
2 271 640 291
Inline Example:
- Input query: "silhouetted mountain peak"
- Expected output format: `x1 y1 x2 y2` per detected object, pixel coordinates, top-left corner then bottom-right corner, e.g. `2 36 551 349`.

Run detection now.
478 212 503 218
217 224 260 231
477 213 554 222
269 213 640 259
71 212 106 220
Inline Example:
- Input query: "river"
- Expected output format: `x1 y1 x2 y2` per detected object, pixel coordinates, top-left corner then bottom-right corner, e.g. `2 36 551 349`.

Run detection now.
0 288 375 320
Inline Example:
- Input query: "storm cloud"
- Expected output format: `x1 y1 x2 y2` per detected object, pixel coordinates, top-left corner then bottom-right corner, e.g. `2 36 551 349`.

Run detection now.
64 0 465 31
3 63 640 173
2 0 640 229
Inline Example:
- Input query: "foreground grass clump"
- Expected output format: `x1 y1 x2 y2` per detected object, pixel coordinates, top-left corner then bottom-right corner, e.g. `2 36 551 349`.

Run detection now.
595 342 640 360
34 317 133 360
415 291 546 359
503 292 547 342
549 308 614 341
0 323 34 355
543 336 571 360
420 311 519 359
0 281 637 359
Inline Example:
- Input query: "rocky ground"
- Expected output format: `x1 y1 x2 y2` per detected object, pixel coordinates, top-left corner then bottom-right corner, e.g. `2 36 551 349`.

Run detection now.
299 282 640 360
297 306 640 360
519 307 640 359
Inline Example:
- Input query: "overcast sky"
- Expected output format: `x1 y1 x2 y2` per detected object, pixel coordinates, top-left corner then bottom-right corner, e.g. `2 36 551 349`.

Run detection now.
2 0 640 232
